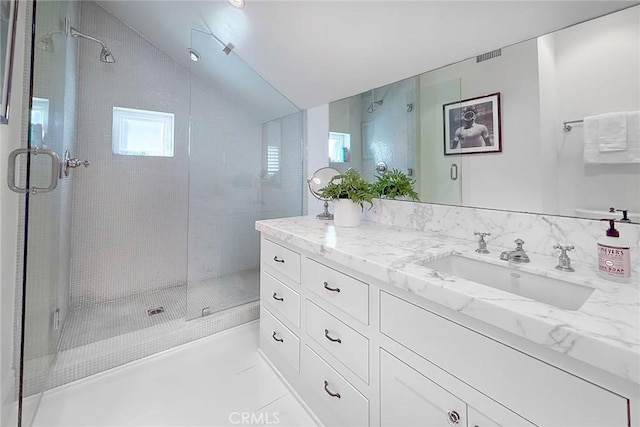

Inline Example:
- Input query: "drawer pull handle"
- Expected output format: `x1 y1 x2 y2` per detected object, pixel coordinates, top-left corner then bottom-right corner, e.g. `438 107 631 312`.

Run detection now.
324 329 342 343
447 410 461 425
273 256 285 263
323 282 340 292
272 332 284 343
272 293 284 302
323 380 341 399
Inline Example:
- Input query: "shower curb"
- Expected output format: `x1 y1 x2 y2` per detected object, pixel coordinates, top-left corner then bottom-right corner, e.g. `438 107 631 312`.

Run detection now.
24 302 260 396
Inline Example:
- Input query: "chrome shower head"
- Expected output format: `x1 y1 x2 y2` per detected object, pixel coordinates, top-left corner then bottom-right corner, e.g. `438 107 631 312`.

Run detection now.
367 99 383 113
38 34 55 52
100 46 116 63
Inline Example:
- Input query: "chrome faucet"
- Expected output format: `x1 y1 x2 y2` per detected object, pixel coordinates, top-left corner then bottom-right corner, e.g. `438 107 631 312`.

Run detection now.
499 238 530 263
473 231 491 254
553 244 575 272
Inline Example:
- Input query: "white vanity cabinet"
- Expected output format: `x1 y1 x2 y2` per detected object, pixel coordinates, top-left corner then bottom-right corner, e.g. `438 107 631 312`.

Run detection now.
380 349 534 427
379 292 629 427
258 235 634 427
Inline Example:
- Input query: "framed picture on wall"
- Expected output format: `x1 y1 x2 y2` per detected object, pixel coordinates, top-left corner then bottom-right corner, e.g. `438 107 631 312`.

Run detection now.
443 93 501 155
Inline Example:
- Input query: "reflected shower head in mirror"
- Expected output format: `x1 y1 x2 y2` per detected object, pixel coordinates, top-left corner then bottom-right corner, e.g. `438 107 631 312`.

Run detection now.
367 99 383 113
38 34 55 52
38 31 64 53
308 167 341 220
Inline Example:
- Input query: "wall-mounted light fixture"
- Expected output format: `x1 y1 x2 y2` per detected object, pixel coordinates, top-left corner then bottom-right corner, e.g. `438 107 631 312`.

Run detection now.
228 0 245 9
188 48 200 62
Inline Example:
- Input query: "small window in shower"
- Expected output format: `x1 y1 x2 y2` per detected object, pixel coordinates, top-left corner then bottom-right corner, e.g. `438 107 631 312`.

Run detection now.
112 107 174 157
328 132 350 163
263 121 281 182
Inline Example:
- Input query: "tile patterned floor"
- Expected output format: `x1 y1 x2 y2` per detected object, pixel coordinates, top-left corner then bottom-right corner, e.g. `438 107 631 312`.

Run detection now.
32 322 316 427
59 269 260 350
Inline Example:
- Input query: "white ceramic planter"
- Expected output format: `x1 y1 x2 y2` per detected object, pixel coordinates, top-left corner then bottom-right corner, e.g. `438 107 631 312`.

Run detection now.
333 199 362 227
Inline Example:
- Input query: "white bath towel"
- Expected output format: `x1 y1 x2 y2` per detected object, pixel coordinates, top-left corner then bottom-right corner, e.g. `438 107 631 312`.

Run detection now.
584 111 640 164
597 112 627 152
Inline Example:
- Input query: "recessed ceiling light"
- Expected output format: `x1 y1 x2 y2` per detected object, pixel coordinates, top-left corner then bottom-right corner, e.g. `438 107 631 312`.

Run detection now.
188 49 200 62
228 0 245 9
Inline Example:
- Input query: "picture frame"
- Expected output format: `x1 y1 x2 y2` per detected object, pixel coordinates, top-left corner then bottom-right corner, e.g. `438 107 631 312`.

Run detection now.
1 0 18 124
443 93 501 155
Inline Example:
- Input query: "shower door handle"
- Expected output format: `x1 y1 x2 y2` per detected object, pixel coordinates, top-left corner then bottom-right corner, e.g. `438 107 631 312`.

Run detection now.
450 163 458 181
7 147 60 194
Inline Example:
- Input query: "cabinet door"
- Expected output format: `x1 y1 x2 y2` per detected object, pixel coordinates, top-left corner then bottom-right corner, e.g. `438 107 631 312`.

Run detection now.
468 406 535 427
381 350 467 427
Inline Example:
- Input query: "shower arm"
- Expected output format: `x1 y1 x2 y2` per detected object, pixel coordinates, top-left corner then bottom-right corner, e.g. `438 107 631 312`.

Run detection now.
69 27 108 50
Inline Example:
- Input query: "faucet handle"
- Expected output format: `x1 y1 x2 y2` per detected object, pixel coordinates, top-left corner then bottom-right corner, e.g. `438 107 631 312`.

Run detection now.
616 209 631 223
553 244 575 272
474 232 490 254
514 238 525 249
553 244 574 253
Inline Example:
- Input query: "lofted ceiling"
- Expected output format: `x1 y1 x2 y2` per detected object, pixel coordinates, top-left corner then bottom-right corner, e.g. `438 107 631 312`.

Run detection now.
97 0 638 111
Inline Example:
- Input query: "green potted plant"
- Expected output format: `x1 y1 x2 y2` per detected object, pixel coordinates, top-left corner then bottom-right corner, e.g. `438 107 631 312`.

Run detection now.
319 168 375 227
372 169 419 201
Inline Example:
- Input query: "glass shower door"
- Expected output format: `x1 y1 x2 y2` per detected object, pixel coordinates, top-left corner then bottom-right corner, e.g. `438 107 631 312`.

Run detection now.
15 1 79 425
186 29 303 320
418 77 463 205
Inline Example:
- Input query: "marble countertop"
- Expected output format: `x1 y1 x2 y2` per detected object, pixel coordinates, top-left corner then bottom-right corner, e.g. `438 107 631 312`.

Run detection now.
256 216 640 385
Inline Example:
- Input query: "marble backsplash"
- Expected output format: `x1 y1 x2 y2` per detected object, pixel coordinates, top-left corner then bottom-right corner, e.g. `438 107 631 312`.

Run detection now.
364 199 640 275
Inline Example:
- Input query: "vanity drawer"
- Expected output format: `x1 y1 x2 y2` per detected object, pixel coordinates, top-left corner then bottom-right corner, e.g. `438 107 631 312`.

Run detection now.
260 307 300 372
380 349 467 427
302 257 369 325
306 300 369 383
300 345 369 427
261 238 301 284
379 291 629 427
261 271 300 328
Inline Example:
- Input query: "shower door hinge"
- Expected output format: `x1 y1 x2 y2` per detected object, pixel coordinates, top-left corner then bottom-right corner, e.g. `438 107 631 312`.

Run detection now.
53 308 60 330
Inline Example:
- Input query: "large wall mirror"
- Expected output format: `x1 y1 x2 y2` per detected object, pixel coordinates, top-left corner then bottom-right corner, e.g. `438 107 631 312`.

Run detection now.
329 6 640 223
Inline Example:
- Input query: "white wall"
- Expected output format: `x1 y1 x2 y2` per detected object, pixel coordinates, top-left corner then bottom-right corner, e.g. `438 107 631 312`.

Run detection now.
420 39 543 212
306 105 329 216
0 1 28 423
550 6 640 217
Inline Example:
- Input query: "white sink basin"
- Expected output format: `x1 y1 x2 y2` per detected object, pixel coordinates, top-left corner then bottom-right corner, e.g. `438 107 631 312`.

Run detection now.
419 255 594 310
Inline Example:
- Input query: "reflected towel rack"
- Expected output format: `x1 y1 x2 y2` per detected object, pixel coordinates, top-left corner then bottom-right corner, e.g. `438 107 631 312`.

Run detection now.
563 119 583 132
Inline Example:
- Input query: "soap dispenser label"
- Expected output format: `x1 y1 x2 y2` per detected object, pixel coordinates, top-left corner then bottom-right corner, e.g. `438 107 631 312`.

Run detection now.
598 243 631 278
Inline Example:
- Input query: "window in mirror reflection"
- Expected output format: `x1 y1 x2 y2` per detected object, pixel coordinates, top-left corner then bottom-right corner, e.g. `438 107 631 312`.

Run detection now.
30 97 49 148
329 131 351 163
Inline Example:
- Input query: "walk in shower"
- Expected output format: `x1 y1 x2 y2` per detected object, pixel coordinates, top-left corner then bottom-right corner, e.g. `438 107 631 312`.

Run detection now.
16 1 303 425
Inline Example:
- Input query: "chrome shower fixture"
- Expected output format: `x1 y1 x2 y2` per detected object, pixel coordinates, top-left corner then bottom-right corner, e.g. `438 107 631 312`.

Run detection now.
38 19 116 63
69 26 116 63
223 42 235 55
367 99 383 113
37 31 63 53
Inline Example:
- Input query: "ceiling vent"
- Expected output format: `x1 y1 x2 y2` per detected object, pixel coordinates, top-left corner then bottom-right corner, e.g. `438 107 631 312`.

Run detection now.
476 48 502 63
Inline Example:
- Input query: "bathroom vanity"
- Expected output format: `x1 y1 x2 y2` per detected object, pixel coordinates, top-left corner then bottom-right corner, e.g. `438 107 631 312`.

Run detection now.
256 208 639 427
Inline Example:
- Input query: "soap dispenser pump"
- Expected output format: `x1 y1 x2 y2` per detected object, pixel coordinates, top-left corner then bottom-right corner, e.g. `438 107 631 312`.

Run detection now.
597 219 631 282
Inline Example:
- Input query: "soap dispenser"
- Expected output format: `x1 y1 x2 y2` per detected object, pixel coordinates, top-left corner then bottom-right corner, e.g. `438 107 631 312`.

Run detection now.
597 219 631 283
